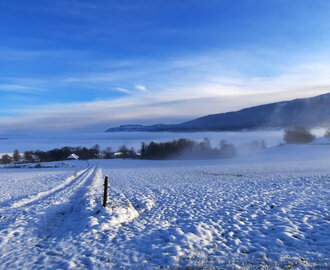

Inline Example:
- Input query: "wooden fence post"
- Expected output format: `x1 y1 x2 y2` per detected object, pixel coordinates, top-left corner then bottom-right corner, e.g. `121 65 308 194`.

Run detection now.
103 175 109 207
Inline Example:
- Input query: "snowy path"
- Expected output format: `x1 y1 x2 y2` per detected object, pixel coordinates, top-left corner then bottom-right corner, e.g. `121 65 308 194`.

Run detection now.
0 162 97 269
0 146 329 269
0 162 86 205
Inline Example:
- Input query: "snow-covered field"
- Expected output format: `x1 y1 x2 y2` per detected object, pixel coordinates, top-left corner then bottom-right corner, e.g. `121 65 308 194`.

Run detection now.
0 161 87 206
0 142 329 269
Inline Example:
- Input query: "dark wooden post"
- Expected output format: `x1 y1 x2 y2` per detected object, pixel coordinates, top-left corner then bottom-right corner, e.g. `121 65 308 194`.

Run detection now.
103 175 109 207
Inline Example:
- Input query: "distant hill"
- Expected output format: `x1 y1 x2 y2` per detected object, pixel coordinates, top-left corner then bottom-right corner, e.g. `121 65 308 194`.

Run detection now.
106 92 330 132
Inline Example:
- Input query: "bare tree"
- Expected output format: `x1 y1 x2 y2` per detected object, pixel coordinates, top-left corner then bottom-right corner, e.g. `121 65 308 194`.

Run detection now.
13 149 20 163
1 154 11 164
118 145 129 159
24 151 34 163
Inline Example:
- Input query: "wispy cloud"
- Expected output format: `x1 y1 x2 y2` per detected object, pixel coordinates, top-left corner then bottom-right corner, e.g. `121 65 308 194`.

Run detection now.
116 87 131 94
135 85 147 91
57 47 330 97
0 84 40 93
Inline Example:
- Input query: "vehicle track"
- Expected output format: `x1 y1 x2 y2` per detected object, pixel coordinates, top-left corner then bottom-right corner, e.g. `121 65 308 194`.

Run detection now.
0 161 91 212
0 162 96 246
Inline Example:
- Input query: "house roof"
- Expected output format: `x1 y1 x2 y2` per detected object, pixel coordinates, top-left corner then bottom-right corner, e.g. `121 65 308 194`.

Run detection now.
67 153 79 160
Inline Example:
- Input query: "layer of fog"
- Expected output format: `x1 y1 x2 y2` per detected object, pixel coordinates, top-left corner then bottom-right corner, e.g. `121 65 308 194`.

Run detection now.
0 128 326 156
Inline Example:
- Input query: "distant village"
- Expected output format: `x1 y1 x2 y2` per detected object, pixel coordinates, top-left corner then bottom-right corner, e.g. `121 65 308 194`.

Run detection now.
0 138 246 164
0 144 142 165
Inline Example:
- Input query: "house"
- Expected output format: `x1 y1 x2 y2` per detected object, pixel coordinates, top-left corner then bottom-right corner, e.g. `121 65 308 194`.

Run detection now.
114 152 123 158
67 153 79 160
30 155 40 162
96 152 106 159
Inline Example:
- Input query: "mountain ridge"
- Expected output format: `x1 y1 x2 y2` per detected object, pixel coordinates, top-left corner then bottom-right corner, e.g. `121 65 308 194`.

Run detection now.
105 92 330 132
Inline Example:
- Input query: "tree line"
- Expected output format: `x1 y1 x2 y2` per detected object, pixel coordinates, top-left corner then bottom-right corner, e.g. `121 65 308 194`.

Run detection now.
1 127 328 164
1 145 108 164
140 138 236 160
0 138 237 164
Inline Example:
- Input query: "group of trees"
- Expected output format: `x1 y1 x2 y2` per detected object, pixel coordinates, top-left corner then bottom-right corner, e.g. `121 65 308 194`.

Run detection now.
283 126 316 144
31 145 112 162
30 144 138 161
1 154 11 164
0 138 237 164
140 138 236 160
1 150 20 164
1 127 329 164
116 145 136 159
0 145 111 164
283 126 330 144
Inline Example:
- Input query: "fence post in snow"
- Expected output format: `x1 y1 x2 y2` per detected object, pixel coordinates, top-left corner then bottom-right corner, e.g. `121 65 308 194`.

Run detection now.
103 175 109 207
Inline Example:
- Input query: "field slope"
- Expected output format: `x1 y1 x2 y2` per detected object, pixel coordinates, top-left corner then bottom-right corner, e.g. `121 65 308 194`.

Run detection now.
0 144 329 269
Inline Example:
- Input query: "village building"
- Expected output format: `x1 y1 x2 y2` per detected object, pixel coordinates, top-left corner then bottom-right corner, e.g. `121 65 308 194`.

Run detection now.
67 153 79 160
114 152 123 158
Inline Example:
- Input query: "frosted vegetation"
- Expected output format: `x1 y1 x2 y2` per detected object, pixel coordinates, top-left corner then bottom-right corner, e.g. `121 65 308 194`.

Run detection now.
283 127 316 144
0 127 323 164
0 133 329 269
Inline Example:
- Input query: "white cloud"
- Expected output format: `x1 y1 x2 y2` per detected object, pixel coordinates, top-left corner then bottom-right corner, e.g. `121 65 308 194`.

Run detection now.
116 87 131 94
0 84 39 93
135 85 147 91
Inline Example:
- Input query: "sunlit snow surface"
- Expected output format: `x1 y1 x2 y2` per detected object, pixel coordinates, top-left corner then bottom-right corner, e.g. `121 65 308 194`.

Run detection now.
0 161 87 206
0 144 329 269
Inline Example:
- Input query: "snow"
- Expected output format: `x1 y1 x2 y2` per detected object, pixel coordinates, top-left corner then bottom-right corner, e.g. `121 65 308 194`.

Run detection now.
0 142 329 269
0 161 87 206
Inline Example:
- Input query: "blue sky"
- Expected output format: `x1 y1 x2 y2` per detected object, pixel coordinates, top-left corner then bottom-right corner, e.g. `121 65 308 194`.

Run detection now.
1 0 330 132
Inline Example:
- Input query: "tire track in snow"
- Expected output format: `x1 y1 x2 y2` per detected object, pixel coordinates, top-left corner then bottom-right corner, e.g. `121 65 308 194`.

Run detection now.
0 163 95 238
0 163 95 235
35 166 98 239
0 163 98 269
11 168 90 208
2 162 92 210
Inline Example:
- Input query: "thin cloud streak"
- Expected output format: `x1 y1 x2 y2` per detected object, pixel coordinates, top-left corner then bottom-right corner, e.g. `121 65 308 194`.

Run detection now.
0 84 41 93
116 87 131 94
